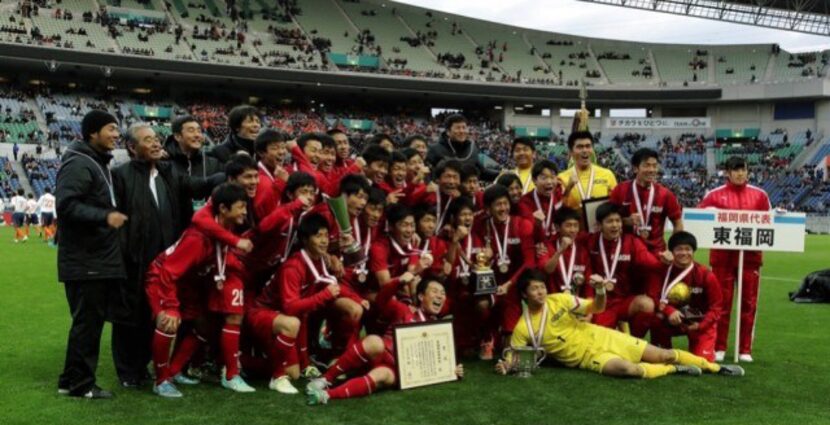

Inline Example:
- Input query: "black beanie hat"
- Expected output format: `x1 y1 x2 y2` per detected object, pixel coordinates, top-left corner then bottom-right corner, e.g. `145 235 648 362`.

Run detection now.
82 110 118 142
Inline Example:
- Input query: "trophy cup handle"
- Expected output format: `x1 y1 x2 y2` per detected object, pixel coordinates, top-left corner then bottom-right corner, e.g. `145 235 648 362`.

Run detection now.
534 347 547 367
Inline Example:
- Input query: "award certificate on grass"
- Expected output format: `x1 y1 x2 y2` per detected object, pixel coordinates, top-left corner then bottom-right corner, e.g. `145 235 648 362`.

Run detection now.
394 320 457 390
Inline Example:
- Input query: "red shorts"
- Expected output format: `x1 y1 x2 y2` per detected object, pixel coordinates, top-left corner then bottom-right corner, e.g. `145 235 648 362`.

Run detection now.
208 276 244 315
245 307 280 348
592 295 637 329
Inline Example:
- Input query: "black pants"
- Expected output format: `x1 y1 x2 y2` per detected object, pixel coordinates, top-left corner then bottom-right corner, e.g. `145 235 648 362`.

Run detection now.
59 280 111 395
111 298 153 383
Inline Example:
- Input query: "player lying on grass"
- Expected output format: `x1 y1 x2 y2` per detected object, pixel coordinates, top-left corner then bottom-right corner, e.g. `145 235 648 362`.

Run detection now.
305 274 464 405
496 269 744 379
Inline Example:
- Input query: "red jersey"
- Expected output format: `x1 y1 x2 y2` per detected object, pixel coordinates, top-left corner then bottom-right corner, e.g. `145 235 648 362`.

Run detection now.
586 232 662 300
270 250 362 317
290 145 360 197
375 276 437 355
647 262 723 332
414 234 449 276
536 234 592 297
517 188 564 243
473 215 536 287
145 226 242 317
609 180 682 253
257 161 287 202
698 181 771 268
369 236 421 280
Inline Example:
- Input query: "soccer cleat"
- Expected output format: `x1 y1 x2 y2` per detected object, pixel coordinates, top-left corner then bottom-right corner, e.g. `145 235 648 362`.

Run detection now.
305 378 331 394
221 373 256 393
715 351 726 362
717 364 746 377
269 376 299 394
302 365 322 379
153 381 183 398
70 385 114 399
306 387 330 406
674 365 702 376
739 354 754 363
172 373 200 385
479 340 494 361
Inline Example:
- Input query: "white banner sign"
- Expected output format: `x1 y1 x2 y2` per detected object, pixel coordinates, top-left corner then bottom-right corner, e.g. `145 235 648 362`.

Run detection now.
682 208 806 252
604 117 711 129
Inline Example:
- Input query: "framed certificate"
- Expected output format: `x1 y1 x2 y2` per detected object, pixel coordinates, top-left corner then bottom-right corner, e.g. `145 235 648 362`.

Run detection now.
393 320 457 390
582 196 610 233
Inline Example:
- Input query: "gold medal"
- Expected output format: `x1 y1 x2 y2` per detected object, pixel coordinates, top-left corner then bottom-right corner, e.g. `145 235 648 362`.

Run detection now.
499 263 509 274
214 275 225 290
357 272 367 283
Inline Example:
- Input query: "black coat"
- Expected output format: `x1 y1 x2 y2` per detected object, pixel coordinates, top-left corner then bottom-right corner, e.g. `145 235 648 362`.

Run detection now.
163 135 223 180
425 134 500 181
56 141 125 283
112 159 221 324
208 132 255 164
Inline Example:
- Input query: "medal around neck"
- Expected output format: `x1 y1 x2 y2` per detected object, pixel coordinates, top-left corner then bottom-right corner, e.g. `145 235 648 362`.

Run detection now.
472 250 498 296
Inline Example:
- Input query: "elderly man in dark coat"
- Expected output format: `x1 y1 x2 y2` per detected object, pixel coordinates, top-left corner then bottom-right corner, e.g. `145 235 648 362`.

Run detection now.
111 123 225 388
425 113 499 181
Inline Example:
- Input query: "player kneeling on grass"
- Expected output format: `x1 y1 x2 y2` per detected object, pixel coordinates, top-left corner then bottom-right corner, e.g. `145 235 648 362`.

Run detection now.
648 231 722 362
146 183 256 398
305 274 464 405
496 269 744 379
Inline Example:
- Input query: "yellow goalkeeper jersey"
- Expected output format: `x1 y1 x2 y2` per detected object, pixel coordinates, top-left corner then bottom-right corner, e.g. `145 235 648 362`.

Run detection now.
558 165 617 210
510 294 596 368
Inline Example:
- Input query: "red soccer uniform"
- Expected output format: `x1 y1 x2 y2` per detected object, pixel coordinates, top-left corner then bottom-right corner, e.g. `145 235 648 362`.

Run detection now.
609 180 682 253
276 251 363 317
585 232 662 330
290 145 361 197
517 187 564 243
257 161 287 202
647 262 723 361
698 180 771 355
473 215 536 333
536 234 593 297
145 226 245 320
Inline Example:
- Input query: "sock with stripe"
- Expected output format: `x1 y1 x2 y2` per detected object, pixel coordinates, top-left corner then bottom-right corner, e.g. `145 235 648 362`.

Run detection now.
169 331 203 377
323 340 371 383
271 333 298 378
151 329 175 384
327 375 377 400
222 324 242 379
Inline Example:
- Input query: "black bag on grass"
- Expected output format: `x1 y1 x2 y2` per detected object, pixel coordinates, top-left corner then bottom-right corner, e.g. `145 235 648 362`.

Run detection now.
789 269 830 303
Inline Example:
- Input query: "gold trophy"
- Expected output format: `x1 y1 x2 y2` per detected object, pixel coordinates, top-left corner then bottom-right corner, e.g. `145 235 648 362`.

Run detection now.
502 346 546 378
472 249 497 296
667 282 703 323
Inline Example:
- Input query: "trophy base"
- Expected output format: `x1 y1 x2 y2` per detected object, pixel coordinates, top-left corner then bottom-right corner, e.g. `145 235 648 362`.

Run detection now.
473 269 497 296
342 246 366 268
515 371 533 379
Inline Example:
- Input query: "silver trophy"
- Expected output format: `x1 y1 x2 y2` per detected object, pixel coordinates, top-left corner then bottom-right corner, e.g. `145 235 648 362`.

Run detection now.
502 346 546 378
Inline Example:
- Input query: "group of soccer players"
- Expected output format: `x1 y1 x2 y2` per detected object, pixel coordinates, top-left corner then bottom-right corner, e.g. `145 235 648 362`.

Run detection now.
83 108 768 404
8 187 56 244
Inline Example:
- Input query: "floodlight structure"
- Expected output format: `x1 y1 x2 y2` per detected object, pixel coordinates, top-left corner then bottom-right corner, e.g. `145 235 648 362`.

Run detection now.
576 0 830 36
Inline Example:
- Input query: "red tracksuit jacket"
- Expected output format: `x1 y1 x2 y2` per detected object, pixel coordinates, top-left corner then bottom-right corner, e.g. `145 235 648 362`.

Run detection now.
697 181 771 268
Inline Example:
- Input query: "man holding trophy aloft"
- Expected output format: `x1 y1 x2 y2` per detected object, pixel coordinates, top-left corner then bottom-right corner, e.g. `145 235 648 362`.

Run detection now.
496 269 744 379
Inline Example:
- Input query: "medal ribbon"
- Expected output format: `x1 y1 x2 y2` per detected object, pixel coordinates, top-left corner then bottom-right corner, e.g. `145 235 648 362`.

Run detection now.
660 263 694 304
301 249 338 285
599 237 622 281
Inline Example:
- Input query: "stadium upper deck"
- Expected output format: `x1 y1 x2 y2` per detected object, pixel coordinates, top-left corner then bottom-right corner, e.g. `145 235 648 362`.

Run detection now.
0 0 826 90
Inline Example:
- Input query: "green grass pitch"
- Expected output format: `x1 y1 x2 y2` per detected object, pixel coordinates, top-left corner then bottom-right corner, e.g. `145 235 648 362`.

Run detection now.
0 226 828 425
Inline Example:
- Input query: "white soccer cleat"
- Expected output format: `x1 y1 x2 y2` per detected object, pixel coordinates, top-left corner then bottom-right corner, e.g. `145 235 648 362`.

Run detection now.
305 378 331 394
221 368 256 393
269 376 298 394
739 354 754 363
715 351 725 362
302 365 322 379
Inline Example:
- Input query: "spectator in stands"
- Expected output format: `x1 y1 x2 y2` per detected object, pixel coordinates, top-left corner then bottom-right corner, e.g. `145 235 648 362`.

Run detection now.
426 114 499 181
56 110 127 399
209 105 261 164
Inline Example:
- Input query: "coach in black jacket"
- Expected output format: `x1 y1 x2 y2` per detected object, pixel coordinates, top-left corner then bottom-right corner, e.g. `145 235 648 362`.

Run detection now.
56 110 127 399
163 114 222 218
208 104 260 164
112 123 223 387
425 114 499 181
